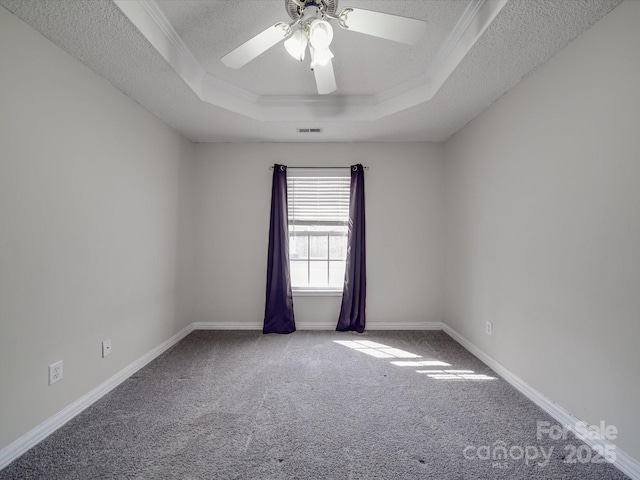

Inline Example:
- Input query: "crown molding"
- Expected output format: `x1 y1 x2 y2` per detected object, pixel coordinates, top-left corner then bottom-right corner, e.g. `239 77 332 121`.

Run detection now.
114 0 508 122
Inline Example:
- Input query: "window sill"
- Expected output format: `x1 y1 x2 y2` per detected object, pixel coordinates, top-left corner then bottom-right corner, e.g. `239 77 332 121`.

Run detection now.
292 289 343 297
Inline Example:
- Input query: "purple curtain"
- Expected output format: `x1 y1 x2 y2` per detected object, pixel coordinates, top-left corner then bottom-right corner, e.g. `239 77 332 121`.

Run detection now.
337 164 366 333
263 164 296 334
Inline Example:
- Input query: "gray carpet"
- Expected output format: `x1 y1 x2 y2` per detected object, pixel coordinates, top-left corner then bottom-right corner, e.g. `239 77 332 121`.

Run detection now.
0 330 629 479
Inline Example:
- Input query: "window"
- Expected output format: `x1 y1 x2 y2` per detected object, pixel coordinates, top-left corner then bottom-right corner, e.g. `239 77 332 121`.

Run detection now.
288 171 350 291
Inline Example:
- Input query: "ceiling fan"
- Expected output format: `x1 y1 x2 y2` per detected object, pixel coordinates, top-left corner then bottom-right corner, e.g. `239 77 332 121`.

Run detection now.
221 0 428 95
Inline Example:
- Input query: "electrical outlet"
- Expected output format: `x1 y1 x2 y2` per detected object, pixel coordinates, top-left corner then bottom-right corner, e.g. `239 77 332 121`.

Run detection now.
486 321 493 336
102 339 112 358
49 360 63 385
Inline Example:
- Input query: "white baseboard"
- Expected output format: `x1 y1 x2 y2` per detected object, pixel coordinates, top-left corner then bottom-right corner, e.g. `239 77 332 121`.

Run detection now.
193 321 262 330
0 323 195 471
366 321 444 330
442 324 640 480
194 321 444 331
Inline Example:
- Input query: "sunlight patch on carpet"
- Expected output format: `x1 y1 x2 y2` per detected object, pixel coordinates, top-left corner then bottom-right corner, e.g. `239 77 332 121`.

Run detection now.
416 369 497 381
333 340 421 358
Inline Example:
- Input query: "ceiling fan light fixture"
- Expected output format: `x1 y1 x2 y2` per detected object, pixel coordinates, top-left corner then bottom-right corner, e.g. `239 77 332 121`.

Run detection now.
284 28 308 61
308 19 333 50
310 45 334 69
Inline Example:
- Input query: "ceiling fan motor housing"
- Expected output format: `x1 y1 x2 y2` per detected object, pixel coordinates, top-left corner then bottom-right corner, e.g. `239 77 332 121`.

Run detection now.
286 0 338 20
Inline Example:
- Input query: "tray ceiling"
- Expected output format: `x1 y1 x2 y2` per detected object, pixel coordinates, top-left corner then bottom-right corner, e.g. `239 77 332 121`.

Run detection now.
0 0 624 142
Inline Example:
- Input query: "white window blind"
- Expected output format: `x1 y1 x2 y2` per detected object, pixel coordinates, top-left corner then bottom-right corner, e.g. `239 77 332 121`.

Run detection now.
288 176 350 226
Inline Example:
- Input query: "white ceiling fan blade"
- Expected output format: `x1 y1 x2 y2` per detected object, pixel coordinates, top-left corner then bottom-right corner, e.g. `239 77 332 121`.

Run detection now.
338 7 427 45
221 23 290 69
313 59 337 95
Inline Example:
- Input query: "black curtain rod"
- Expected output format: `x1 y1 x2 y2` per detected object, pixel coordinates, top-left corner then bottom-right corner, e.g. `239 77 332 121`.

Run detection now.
269 165 368 170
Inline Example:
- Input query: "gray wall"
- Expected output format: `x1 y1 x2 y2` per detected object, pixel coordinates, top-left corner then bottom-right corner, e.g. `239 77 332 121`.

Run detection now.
192 142 445 329
444 0 640 460
0 7 195 450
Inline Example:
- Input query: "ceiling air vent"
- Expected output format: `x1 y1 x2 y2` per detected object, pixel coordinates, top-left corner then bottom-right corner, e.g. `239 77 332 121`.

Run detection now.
297 128 323 133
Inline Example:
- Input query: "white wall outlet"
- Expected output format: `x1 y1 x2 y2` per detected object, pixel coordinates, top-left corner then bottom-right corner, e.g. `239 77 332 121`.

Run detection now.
486 321 493 336
49 360 63 385
102 339 112 358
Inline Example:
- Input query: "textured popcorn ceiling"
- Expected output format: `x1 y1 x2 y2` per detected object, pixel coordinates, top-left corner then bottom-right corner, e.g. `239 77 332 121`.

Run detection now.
0 0 624 142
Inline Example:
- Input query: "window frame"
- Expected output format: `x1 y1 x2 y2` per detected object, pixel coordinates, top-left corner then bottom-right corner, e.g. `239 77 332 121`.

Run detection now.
287 169 350 294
